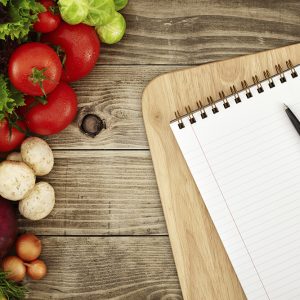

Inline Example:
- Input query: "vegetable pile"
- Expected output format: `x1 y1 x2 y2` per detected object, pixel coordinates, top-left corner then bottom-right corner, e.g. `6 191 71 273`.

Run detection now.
0 132 55 299
0 0 129 298
3 233 47 282
0 0 128 153
0 137 55 219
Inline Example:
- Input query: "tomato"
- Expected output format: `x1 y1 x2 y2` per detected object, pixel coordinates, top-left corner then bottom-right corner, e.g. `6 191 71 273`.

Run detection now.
0 119 26 152
8 42 62 96
42 23 100 82
33 0 61 33
24 82 78 135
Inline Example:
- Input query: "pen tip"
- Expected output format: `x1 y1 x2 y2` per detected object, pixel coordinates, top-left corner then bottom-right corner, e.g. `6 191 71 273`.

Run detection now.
283 103 289 109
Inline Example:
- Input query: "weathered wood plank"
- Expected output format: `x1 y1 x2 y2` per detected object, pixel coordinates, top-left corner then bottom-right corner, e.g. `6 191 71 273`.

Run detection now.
99 0 300 64
45 66 179 150
19 151 167 236
26 236 182 300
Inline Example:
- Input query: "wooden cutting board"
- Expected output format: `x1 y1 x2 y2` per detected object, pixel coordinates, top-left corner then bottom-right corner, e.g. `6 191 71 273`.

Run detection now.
142 43 300 300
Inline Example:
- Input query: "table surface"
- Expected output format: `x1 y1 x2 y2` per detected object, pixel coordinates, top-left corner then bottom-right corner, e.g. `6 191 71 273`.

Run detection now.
23 1 300 299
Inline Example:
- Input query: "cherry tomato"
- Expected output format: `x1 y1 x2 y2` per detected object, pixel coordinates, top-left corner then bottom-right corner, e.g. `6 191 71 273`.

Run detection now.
33 0 61 33
42 22 100 82
0 119 26 152
8 42 62 96
24 82 78 135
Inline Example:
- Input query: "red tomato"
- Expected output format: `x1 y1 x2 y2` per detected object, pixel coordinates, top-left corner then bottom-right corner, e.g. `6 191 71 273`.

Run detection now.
33 0 61 33
42 23 100 82
24 82 78 135
0 119 26 152
8 42 62 96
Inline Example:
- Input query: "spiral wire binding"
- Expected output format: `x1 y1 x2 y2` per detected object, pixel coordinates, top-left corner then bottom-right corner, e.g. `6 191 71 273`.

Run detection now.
230 85 241 103
196 100 207 119
173 60 298 129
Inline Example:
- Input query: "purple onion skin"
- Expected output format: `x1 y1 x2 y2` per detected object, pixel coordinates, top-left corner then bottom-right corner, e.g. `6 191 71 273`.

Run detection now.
0 198 18 258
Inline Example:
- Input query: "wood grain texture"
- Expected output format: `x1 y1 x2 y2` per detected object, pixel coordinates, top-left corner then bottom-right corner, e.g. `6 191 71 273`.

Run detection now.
45 66 179 150
99 0 300 65
19 150 167 236
22 1 300 299
26 237 182 300
45 0 300 150
142 44 300 300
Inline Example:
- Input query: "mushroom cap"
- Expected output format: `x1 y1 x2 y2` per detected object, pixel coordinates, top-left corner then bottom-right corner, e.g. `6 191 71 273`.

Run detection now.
6 152 23 162
21 137 54 176
19 182 55 220
0 161 36 201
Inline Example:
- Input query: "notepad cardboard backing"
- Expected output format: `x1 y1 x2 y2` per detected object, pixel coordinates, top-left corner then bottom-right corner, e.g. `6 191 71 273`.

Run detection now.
142 44 300 300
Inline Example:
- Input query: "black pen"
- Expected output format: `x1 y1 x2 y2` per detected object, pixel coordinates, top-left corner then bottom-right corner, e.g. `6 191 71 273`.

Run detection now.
284 104 300 136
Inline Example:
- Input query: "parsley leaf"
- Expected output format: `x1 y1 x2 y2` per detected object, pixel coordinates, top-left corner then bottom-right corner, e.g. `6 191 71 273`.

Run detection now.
0 74 25 120
0 0 45 40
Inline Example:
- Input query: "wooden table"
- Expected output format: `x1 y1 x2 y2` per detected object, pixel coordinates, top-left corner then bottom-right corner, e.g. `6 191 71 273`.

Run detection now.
21 1 300 299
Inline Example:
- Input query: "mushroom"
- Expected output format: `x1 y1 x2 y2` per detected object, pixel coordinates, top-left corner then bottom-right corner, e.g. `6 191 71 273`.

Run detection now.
21 137 54 176
19 182 55 220
0 161 36 201
6 152 23 162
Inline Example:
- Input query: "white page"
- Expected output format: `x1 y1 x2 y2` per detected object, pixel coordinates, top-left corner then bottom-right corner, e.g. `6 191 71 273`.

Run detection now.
171 65 300 300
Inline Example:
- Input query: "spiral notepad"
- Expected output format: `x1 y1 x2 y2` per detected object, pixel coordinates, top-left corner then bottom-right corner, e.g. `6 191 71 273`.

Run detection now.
170 61 300 300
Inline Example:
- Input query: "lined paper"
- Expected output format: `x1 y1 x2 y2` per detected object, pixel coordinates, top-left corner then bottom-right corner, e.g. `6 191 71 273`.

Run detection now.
171 65 300 300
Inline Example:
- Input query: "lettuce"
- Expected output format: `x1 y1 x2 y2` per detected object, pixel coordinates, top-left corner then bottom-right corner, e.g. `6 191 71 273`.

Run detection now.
0 0 44 40
58 0 89 25
114 0 128 11
83 0 115 26
0 75 25 121
96 11 126 44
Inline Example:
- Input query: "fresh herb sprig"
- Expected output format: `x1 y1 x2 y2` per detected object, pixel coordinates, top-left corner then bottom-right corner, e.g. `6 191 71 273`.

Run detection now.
0 271 27 300
0 0 45 41
0 74 25 121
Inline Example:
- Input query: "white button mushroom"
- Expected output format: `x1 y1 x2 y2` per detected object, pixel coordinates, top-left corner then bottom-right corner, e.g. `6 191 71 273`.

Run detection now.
21 137 54 176
0 161 36 201
6 152 23 162
19 182 55 221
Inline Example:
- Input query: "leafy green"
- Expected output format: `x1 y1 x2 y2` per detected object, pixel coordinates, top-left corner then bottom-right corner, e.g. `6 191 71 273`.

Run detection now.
83 0 115 26
58 0 89 25
0 0 45 40
96 11 126 44
114 0 127 11
0 75 25 121
0 271 27 299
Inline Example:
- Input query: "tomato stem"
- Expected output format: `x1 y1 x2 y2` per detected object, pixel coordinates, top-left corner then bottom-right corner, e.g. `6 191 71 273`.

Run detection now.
49 5 60 15
35 96 48 105
36 32 42 42
54 45 67 67
6 115 28 140
30 67 48 96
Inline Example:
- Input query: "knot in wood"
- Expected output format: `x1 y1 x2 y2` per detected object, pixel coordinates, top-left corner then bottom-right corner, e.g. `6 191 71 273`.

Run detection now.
80 114 104 138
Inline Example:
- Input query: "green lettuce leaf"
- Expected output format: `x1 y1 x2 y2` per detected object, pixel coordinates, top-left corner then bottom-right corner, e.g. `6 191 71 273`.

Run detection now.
0 75 25 120
0 0 45 40
83 0 115 26
58 0 89 25
114 0 128 11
